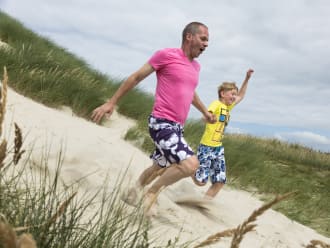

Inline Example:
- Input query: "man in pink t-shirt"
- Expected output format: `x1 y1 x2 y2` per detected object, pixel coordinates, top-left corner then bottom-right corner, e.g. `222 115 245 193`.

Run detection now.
150 47 200 125
92 22 215 216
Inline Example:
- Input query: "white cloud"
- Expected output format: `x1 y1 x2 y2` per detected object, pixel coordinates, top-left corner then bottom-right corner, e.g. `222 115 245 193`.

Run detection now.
225 126 244 135
275 131 330 145
275 131 330 152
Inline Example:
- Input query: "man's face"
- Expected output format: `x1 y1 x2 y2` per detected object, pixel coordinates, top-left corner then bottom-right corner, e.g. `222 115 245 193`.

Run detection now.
189 26 209 58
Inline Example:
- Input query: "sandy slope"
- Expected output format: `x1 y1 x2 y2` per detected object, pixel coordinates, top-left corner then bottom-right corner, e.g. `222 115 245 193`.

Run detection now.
4 88 329 247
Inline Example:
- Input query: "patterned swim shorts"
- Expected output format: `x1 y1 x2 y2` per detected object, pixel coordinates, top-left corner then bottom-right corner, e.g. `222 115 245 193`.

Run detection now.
148 115 194 168
194 144 226 184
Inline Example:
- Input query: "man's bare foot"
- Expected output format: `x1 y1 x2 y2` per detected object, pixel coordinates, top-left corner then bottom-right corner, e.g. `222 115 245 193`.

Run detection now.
143 192 158 217
121 186 143 206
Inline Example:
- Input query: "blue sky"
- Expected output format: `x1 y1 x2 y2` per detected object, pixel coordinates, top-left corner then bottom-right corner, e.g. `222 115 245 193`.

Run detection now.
1 0 330 153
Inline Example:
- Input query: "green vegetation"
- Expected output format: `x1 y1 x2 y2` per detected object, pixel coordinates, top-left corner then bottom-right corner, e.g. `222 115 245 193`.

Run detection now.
223 134 329 235
0 10 329 247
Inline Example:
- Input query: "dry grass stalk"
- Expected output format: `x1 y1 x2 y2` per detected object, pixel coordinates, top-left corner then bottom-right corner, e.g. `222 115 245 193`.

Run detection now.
194 192 295 248
13 192 77 233
194 224 259 248
0 139 7 170
9 192 77 239
193 228 237 248
0 66 8 136
306 239 330 248
17 233 37 248
230 191 296 248
47 191 77 225
14 192 77 233
13 122 25 165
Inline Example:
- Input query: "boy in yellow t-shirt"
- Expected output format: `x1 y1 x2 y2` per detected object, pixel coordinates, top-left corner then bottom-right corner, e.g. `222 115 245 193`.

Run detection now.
193 69 254 199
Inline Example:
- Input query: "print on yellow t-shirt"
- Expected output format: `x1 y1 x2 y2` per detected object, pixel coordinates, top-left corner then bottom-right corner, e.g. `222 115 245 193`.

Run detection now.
200 100 234 147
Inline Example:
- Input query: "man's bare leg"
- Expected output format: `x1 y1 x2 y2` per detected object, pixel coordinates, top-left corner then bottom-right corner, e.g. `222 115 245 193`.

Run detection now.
137 162 166 187
144 155 199 216
122 163 165 206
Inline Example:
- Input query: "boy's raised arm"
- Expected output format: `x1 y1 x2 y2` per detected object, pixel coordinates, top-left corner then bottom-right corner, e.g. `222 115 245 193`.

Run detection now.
235 68 254 105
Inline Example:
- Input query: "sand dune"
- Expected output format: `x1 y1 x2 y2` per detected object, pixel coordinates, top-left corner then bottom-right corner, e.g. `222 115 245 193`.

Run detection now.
5 88 330 247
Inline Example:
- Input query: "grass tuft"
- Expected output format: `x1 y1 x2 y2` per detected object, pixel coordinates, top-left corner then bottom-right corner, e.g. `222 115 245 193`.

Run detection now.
13 122 25 165
194 192 296 248
230 192 296 248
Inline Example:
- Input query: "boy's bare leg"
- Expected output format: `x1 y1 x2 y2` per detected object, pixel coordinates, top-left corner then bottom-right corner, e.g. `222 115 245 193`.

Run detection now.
205 182 224 199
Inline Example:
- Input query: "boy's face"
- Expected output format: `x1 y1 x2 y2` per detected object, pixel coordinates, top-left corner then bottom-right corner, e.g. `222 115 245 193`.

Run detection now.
221 89 238 105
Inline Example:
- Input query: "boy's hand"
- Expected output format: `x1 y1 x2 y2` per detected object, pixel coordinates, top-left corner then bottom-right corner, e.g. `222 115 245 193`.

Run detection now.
246 69 254 79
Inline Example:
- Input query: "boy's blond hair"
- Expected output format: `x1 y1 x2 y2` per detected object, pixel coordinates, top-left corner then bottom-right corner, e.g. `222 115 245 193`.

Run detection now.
217 82 238 99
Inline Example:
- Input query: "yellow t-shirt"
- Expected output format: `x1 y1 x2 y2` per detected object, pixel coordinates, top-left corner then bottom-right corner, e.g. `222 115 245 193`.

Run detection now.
200 100 235 147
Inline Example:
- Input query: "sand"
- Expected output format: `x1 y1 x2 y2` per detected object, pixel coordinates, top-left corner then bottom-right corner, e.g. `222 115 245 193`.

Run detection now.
4 88 330 247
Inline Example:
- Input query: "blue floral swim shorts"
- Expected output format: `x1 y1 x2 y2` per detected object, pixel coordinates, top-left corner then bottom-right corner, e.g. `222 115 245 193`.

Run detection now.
194 144 226 184
148 115 194 168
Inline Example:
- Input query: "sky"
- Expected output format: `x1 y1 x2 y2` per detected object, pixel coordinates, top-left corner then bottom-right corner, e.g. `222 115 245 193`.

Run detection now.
1 0 330 153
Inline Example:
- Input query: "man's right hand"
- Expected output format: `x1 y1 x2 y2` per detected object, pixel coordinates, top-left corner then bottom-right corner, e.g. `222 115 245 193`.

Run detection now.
91 101 115 123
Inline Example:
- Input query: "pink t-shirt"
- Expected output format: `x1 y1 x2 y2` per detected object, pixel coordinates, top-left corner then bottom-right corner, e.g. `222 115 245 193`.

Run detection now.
148 48 200 125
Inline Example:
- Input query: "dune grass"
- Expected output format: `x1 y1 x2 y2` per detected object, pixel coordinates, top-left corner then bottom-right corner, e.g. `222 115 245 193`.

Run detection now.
0 9 329 243
223 133 329 234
